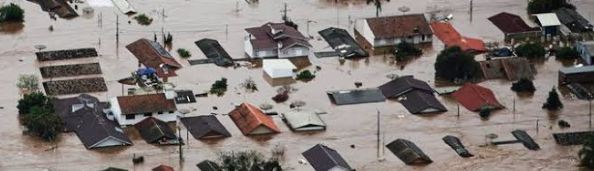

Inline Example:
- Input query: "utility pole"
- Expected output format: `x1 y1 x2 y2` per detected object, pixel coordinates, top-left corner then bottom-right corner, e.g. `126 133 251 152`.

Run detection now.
225 24 229 40
469 0 473 22
590 99 592 129
513 97 516 119
536 119 539 135
376 109 380 158
280 3 291 22
116 15 119 43
336 8 339 28
178 117 184 164
457 103 460 119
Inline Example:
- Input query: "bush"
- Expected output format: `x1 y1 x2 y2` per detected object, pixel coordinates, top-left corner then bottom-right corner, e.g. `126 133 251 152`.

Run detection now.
276 85 297 94
21 105 63 141
542 87 563 110
0 3 25 22
556 47 580 60
434 46 482 82
394 41 422 61
528 0 575 14
218 151 283 171
133 14 153 26
177 48 191 58
17 91 49 115
515 42 546 59
296 70 315 81
479 108 491 119
579 135 594 168
164 32 173 44
240 77 258 92
272 93 289 103
511 78 536 92
209 78 228 96
16 74 39 93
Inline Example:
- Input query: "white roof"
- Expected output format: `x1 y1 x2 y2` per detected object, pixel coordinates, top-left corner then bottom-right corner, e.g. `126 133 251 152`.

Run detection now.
263 59 296 78
535 13 561 27
111 0 136 14
283 110 326 130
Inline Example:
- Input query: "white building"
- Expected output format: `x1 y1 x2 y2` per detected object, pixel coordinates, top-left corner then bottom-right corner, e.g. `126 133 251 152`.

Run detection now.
354 14 433 51
263 59 297 85
109 93 178 126
245 22 312 58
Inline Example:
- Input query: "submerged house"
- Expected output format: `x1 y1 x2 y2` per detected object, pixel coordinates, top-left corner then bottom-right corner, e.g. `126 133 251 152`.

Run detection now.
53 94 106 132
180 115 231 139
282 110 326 132
196 160 221 171
379 76 447 114
452 83 504 111
577 41 594 65
386 139 433 165
302 144 352 171
534 13 562 36
354 14 433 53
126 38 182 80
430 21 486 53
559 65 594 85
263 59 297 86
244 22 312 58
488 12 541 41
478 57 536 81
554 7 593 33
229 103 281 135
318 27 369 58
134 117 179 145
109 93 178 126
75 112 132 149
152 165 174 171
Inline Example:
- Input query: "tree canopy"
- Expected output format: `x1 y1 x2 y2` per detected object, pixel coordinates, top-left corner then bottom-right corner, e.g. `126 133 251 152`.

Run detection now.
16 92 63 141
511 78 536 92
528 0 575 14
580 135 594 168
394 41 422 62
0 3 24 22
16 74 39 94
556 47 580 60
366 0 390 17
218 151 283 171
17 91 49 115
542 87 563 110
210 78 228 96
515 42 547 59
434 46 482 82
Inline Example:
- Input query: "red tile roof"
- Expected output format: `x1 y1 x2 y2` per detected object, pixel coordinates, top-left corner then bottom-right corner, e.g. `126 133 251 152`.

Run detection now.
431 22 486 53
116 94 177 115
126 38 182 78
365 14 433 39
229 103 280 135
152 165 174 171
451 84 504 111
488 12 541 34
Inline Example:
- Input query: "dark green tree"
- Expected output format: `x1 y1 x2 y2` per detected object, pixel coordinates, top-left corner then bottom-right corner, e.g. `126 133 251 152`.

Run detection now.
528 0 575 14
177 48 191 58
394 41 422 61
21 104 64 141
556 47 580 60
542 87 563 110
296 70 315 81
434 46 482 82
218 151 282 171
479 108 491 119
0 3 25 22
579 134 594 168
511 78 536 92
209 78 228 96
17 91 49 115
366 0 390 17
515 42 546 59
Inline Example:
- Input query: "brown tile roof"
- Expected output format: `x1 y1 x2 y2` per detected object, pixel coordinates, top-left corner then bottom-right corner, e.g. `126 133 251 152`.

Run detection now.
245 22 311 51
152 165 174 171
366 14 433 39
116 93 176 115
488 12 541 34
126 38 182 78
228 103 280 135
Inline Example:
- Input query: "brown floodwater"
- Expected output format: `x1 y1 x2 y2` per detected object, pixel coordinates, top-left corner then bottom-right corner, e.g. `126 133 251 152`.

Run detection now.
1 0 594 170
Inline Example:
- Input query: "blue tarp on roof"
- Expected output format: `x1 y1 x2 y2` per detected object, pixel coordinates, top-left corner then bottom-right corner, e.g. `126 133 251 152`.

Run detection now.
137 67 157 75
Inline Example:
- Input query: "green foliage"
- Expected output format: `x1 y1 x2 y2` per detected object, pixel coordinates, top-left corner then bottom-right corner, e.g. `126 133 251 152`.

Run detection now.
434 46 482 82
528 0 575 14
296 70 315 81
209 78 228 96
177 48 191 58
218 151 283 171
479 108 491 119
21 104 63 141
0 3 25 22
394 41 422 61
164 32 173 44
16 74 39 93
133 14 153 26
511 78 536 92
579 134 594 168
240 77 258 92
515 42 546 59
556 47 580 60
543 87 563 110
366 0 390 17
17 91 49 115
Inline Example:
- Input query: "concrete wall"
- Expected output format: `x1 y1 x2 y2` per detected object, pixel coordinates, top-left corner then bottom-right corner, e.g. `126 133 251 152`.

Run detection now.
354 19 375 47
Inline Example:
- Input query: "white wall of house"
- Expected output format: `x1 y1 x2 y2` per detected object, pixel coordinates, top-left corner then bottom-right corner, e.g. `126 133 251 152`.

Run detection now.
278 46 310 58
329 166 350 171
254 49 278 58
244 35 255 57
355 19 376 47
249 125 275 135
109 97 178 126
92 137 129 148
374 34 432 47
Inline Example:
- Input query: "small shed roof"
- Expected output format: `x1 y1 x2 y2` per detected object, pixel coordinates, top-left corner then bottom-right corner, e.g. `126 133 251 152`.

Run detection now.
263 59 297 78
535 13 562 27
134 117 178 144
379 76 434 98
451 83 504 111
229 103 280 135
180 115 231 139
302 144 352 171
560 65 594 74
196 160 221 171
327 88 386 105
282 110 326 131
386 138 433 165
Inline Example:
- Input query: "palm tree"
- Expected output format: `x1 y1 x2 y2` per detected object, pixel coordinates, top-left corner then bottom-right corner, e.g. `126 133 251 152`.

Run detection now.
367 0 390 17
580 135 594 168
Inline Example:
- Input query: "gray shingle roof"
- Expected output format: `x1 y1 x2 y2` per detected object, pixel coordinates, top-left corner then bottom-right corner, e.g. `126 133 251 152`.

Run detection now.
302 144 352 171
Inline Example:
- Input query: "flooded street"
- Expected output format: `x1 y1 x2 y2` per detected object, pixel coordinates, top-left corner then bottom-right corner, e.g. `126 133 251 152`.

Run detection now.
1 0 594 170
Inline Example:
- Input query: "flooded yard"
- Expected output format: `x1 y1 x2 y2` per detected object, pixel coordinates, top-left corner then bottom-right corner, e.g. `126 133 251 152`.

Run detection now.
1 0 594 170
